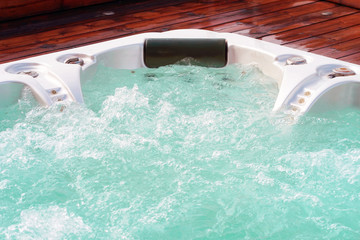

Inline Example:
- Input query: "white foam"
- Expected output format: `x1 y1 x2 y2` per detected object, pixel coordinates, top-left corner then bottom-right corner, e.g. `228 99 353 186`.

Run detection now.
5 206 91 239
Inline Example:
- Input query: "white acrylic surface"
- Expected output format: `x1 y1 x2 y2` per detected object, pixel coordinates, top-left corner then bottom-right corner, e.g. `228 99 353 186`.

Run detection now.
1 29 360 115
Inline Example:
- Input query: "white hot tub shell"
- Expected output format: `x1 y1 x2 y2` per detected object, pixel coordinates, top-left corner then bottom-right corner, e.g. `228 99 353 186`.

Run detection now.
1 29 360 115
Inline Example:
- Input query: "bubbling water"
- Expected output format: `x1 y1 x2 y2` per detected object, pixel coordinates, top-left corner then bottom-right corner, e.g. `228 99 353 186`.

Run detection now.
0 64 359 239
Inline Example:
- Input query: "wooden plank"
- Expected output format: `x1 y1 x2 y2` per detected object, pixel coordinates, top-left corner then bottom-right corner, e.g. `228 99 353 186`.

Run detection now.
0 2 207 49
0 0 62 21
0 0 359 65
261 12 360 44
0 0 193 38
326 0 360 9
283 23 360 51
339 52 360 64
0 0 240 40
230 5 357 38
210 1 336 33
62 0 115 9
312 37 360 58
155 0 319 31
0 0 60 8
0 31 134 64
0 0 284 62
0 0 116 21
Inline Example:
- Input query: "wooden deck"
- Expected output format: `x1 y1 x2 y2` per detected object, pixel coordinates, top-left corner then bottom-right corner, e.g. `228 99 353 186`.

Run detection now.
0 0 360 65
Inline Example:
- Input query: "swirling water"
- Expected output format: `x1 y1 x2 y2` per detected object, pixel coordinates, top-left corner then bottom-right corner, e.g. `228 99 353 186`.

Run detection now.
0 64 359 239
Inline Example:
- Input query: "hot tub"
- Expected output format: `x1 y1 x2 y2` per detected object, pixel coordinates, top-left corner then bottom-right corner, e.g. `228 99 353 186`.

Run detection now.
1 29 359 115
2 30 360 239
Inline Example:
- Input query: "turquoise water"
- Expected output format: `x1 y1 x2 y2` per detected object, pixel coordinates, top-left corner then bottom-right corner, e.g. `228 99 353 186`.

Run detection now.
1 64 360 239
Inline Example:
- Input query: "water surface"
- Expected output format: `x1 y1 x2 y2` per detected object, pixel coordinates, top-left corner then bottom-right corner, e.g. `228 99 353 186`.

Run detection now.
1 64 359 239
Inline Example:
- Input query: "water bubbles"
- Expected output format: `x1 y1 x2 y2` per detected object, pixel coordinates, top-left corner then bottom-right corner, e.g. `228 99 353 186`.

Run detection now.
5 206 91 239
1 64 360 239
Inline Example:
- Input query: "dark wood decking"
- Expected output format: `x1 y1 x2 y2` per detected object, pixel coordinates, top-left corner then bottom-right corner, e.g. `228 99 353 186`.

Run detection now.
0 0 360 65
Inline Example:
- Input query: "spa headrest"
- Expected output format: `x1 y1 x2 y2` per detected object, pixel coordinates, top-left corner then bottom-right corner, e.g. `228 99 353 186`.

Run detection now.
144 38 227 68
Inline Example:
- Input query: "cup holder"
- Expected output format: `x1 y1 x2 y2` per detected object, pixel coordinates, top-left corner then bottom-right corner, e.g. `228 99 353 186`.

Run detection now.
275 54 309 66
5 63 48 78
316 64 356 78
57 53 93 66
